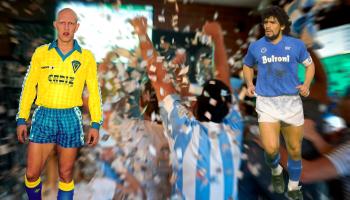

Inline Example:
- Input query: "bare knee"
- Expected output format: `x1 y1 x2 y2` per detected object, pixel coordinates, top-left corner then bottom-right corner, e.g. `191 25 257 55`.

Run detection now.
287 145 301 160
264 145 280 156
59 166 74 182
26 169 41 182
262 140 280 156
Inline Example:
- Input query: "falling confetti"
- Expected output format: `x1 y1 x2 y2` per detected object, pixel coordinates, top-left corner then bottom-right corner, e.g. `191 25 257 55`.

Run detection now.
150 64 156 72
158 15 165 23
160 87 165 96
209 98 217 106
213 11 219 20
204 111 212 120
178 66 189 76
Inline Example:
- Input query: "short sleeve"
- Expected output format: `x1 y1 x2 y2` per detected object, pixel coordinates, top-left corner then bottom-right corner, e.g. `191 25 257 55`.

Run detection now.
243 43 256 67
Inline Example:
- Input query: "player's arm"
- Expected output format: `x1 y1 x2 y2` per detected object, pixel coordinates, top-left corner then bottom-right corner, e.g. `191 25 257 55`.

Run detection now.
296 43 315 97
242 43 256 97
86 51 103 146
16 48 41 143
243 65 255 97
16 48 40 125
202 21 232 92
301 61 315 96
130 17 176 101
131 17 193 141
86 51 103 129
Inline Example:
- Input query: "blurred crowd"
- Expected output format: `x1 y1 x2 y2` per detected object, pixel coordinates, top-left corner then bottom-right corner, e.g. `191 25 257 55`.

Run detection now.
1 0 350 200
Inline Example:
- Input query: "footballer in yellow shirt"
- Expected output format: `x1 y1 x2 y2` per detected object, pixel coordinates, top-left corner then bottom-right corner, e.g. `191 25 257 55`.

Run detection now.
16 8 102 200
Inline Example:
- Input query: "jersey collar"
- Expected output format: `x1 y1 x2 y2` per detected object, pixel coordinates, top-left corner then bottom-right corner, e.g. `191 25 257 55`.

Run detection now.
48 39 82 61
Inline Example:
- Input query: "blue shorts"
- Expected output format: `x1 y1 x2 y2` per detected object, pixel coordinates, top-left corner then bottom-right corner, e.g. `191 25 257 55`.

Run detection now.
29 106 84 148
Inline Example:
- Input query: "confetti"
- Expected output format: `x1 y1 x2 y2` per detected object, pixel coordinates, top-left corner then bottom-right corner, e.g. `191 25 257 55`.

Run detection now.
172 15 178 27
146 49 153 58
149 64 156 72
148 145 157 156
187 96 197 101
178 66 189 76
197 168 207 178
221 89 228 96
158 15 165 23
149 75 157 82
247 162 261 176
157 56 165 62
203 91 210 97
160 87 164 96
0 144 13 156
209 98 217 106
175 2 179 13
204 111 212 120
140 60 148 68
182 76 189 84
213 11 218 20
176 148 182 160
236 170 244 179
228 56 235 66
105 82 113 90
101 134 110 141
183 25 190 32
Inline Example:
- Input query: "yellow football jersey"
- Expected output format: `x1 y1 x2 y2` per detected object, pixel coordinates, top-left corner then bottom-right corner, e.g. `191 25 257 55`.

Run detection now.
17 40 103 127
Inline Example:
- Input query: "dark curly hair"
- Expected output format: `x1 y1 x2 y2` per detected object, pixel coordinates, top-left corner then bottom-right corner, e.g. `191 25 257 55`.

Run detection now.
261 5 291 35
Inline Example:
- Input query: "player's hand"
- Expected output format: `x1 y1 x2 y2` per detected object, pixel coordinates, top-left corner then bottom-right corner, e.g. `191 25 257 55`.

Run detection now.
202 21 222 39
86 128 99 147
17 125 28 143
246 84 256 97
129 17 147 35
296 84 310 97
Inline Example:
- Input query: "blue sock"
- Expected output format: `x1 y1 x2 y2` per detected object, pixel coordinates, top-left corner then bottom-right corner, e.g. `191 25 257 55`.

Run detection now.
24 175 42 200
288 158 302 181
264 152 281 169
57 180 74 200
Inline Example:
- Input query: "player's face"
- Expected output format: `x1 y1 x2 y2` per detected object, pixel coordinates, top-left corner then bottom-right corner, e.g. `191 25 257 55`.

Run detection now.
54 10 79 43
263 16 284 41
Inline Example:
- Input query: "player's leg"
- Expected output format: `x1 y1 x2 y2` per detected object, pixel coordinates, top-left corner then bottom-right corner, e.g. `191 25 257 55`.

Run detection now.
25 106 57 200
57 146 78 200
25 142 55 200
259 122 281 164
281 124 304 200
259 122 285 193
56 107 84 200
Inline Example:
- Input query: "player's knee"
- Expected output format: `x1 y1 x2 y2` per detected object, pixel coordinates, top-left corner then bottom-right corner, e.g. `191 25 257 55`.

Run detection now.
288 146 301 159
25 170 40 182
58 168 73 182
264 145 279 156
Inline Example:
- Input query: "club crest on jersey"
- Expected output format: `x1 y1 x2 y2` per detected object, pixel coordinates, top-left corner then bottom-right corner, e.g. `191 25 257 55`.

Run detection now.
72 60 81 73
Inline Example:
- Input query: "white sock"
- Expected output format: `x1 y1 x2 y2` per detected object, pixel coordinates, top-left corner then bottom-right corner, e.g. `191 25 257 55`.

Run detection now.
271 164 283 176
288 180 300 191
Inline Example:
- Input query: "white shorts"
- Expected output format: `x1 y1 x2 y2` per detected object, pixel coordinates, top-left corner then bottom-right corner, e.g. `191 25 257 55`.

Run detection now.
255 95 304 126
